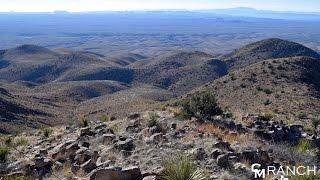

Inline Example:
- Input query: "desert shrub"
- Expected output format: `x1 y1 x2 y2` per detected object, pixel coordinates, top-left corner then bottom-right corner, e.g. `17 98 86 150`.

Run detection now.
256 86 263 92
42 128 53 138
110 124 120 133
160 155 205 180
264 99 272 106
99 115 110 122
147 112 160 127
263 88 273 94
180 91 223 120
270 142 316 165
297 112 308 119
0 146 9 162
5 137 12 146
14 137 28 147
312 118 320 133
172 108 190 120
80 117 89 127
261 110 275 121
159 104 168 111
296 139 314 153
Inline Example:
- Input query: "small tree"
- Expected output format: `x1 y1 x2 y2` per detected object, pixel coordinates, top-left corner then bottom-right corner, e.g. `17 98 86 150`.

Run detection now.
181 91 223 120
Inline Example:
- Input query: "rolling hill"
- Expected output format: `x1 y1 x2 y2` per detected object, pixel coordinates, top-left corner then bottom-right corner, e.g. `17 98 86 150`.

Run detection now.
194 56 320 126
222 38 320 71
131 51 228 94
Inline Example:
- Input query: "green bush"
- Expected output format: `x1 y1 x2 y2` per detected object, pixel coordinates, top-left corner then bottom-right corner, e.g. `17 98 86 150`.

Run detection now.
99 115 110 122
0 146 9 162
80 117 90 127
296 139 314 153
42 128 53 138
160 155 205 180
180 91 222 120
147 112 160 127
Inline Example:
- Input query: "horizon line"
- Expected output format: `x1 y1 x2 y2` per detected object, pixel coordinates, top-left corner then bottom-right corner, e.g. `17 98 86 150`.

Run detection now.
0 7 319 14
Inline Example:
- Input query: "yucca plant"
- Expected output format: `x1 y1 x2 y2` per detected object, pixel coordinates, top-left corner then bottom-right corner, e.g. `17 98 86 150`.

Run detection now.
160 155 205 180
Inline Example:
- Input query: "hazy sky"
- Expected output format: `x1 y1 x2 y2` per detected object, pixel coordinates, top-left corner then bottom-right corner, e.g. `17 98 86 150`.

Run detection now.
0 0 319 12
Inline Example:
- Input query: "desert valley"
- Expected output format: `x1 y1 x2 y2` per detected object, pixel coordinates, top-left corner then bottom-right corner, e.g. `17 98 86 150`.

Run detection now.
0 8 320 180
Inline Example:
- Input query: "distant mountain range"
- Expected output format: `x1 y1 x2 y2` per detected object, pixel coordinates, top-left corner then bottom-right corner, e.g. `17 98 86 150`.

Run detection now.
2 7 320 21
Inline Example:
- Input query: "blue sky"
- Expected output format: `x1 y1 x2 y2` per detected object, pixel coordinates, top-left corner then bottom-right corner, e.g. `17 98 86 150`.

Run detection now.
0 0 319 12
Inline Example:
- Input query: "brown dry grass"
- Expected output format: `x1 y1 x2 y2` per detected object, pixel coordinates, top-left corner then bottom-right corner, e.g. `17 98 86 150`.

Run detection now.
196 123 256 146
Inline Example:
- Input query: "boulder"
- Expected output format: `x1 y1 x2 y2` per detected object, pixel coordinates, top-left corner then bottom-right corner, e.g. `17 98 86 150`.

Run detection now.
217 154 230 168
210 148 223 159
115 139 135 151
89 166 143 180
128 113 141 120
213 140 232 151
80 127 96 137
192 148 207 160
102 134 117 145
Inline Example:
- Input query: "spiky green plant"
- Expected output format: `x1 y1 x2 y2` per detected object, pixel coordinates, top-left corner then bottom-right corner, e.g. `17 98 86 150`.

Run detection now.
42 127 53 138
80 117 89 127
160 155 205 180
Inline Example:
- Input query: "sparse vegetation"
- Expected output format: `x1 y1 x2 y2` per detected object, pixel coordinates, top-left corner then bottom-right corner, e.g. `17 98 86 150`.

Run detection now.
312 118 320 133
180 91 223 120
296 139 314 153
147 112 160 127
80 117 90 127
5 137 12 146
160 155 205 180
42 128 53 138
263 88 273 94
99 115 110 122
262 110 275 121
264 99 272 105
110 124 120 133
297 112 308 119
0 146 9 162
14 137 28 147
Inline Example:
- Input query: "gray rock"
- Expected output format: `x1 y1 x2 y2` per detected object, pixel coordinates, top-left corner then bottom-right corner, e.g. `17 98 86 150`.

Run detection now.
192 147 207 160
115 139 135 151
210 148 223 159
213 140 232 151
80 127 96 137
102 134 117 145
143 176 156 180
89 166 143 180
128 113 141 120
217 154 229 168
